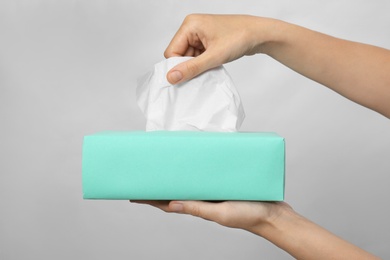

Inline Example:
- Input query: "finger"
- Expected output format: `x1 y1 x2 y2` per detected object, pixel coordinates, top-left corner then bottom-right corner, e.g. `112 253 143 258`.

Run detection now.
184 46 196 57
130 200 171 212
168 200 227 223
194 48 204 57
164 25 192 58
166 50 222 84
164 15 207 59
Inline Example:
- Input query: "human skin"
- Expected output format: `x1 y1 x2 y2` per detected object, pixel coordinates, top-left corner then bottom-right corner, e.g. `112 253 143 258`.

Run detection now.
132 200 379 259
132 14 389 259
164 14 390 118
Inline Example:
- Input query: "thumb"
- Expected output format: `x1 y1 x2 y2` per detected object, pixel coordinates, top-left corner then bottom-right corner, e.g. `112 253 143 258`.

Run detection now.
166 52 221 84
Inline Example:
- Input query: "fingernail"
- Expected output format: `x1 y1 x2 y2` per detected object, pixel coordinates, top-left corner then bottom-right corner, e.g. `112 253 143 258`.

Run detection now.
170 202 184 212
169 70 183 84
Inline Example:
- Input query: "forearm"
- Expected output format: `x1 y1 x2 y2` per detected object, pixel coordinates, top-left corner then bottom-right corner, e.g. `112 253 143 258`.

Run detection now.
256 18 390 118
250 207 379 260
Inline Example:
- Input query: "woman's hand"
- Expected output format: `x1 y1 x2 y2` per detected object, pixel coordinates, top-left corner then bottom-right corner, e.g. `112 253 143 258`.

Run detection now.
164 14 277 85
130 200 292 235
165 14 390 118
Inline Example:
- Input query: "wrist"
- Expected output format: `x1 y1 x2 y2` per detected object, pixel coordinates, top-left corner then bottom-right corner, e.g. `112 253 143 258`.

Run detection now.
248 202 299 238
251 17 292 57
249 17 286 55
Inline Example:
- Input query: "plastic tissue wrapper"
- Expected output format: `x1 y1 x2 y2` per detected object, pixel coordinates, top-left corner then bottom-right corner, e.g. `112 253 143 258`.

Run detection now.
136 57 245 132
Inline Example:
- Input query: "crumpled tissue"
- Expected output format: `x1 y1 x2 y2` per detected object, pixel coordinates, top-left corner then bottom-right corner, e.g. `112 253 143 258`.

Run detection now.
136 57 245 132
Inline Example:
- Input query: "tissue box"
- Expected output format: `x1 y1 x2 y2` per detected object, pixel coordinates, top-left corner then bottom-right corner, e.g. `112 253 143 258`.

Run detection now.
82 131 285 201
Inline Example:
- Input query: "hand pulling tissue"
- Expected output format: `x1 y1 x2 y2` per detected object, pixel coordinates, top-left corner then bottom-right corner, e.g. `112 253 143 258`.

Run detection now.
136 57 245 131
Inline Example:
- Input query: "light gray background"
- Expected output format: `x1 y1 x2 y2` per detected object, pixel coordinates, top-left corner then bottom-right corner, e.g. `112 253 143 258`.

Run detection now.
1 1 389 259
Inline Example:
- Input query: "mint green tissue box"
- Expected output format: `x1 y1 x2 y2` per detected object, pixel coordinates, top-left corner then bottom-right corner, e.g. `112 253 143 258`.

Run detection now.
82 131 285 201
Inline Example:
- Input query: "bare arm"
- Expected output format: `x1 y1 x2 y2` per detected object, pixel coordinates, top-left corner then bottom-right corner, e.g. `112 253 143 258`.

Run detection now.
259 20 390 118
256 203 378 259
165 14 390 118
133 200 379 259
155 14 388 259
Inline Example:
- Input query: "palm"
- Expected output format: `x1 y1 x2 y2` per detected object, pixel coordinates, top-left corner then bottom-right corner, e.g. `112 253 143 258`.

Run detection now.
132 200 291 233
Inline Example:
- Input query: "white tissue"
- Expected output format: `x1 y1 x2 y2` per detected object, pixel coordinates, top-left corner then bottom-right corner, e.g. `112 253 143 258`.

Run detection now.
136 57 245 132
